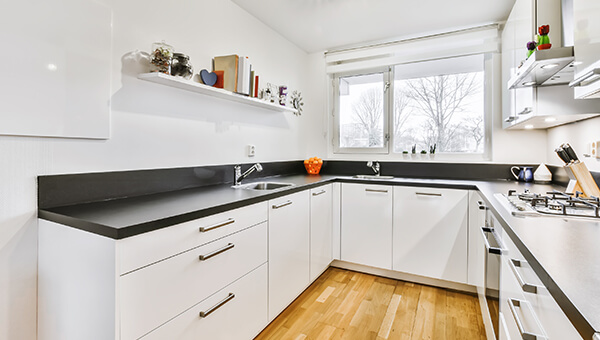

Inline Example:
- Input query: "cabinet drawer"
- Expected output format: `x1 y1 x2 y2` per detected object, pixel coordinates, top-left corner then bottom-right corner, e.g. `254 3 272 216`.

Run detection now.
119 202 267 274
120 222 267 340
141 263 268 340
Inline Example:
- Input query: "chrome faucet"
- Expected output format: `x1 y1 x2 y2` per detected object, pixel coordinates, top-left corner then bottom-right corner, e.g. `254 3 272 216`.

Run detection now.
366 161 380 176
234 163 263 186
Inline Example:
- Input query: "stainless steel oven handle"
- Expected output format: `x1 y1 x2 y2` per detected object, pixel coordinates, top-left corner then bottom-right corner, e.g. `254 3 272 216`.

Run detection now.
480 227 506 255
199 293 235 318
509 259 540 294
508 298 547 340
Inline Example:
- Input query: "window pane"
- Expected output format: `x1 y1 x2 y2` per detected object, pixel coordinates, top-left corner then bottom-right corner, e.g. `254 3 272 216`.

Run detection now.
393 56 485 154
338 73 384 148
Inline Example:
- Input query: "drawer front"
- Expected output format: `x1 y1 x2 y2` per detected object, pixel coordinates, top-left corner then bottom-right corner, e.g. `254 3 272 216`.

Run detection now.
141 263 268 340
120 222 267 340
119 201 267 274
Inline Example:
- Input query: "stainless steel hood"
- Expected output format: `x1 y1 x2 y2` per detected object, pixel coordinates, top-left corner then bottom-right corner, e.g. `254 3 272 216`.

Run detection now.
507 46 575 89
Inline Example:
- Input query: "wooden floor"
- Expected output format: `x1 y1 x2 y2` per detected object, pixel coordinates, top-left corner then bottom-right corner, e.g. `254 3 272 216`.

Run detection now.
255 267 487 340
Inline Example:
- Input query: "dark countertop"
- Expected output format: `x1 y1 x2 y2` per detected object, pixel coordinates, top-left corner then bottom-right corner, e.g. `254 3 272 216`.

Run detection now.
38 174 600 339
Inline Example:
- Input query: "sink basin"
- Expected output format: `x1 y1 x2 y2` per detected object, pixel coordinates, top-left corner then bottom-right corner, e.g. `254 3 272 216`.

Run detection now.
235 182 294 190
353 175 394 180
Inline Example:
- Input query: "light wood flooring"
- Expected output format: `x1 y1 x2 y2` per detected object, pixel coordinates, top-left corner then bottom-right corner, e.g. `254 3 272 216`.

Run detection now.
255 267 487 340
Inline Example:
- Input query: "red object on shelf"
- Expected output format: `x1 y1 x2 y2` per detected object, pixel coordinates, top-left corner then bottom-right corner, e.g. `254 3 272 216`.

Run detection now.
214 70 224 88
537 43 552 50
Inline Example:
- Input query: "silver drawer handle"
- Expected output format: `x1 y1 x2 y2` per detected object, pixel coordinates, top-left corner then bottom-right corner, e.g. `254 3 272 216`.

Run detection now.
199 293 235 318
508 298 547 340
312 190 327 196
199 243 235 261
199 218 235 233
272 200 292 209
569 67 600 87
509 259 540 294
365 188 388 193
480 227 506 255
415 192 442 197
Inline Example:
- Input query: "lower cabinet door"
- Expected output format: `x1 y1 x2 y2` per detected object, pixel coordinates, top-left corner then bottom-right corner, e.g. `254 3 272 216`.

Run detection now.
310 185 333 281
141 264 268 340
393 187 468 283
341 183 393 269
268 191 310 320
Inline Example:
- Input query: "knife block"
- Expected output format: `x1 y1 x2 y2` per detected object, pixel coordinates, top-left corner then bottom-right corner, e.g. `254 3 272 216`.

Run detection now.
564 162 600 198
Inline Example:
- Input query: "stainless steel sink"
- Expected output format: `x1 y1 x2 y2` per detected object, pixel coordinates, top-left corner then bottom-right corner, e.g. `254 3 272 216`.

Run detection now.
235 182 294 190
353 175 394 179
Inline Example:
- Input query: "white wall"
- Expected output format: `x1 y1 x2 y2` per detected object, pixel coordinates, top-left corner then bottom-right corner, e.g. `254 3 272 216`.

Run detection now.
0 0 313 338
547 116 600 172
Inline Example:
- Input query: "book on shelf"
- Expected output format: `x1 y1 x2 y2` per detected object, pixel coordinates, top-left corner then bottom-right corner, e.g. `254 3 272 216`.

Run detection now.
213 54 239 92
236 56 252 96
249 70 255 98
254 75 259 98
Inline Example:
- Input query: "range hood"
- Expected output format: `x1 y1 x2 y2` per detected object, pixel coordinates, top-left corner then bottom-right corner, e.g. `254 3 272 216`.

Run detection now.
507 46 575 89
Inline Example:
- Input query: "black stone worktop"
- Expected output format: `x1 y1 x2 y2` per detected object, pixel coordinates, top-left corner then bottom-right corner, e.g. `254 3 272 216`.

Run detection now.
38 171 600 339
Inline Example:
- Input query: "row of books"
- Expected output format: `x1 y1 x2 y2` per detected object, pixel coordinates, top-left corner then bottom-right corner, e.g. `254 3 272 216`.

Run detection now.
213 54 259 97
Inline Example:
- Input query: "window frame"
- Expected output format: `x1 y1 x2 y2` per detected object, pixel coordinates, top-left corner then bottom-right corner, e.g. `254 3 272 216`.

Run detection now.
332 67 392 154
331 54 493 160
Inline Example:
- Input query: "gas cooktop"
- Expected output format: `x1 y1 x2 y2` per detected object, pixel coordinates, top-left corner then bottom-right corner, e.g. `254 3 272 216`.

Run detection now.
494 189 600 219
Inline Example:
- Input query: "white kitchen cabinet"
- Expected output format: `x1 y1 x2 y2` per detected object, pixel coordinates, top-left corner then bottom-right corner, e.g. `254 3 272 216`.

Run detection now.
341 183 392 270
393 187 468 283
140 264 268 340
268 190 310 321
572 0 600 98
310 184 333 281
500 230 583 340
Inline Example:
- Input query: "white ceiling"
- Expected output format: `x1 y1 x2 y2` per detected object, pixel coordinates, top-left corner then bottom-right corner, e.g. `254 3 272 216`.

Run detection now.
231 0 516 53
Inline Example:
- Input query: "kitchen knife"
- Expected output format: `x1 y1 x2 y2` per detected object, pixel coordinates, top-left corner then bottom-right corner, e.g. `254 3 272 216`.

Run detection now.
555 147 571 164
562 143 579 163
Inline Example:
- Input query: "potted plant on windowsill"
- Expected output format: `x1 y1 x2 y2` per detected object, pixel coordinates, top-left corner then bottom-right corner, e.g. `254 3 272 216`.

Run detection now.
429 144 436 159
402 150 409 159
411 145 417 159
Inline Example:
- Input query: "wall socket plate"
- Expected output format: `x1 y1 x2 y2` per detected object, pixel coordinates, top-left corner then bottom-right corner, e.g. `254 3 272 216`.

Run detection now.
591 141 600 159
247 144 256 157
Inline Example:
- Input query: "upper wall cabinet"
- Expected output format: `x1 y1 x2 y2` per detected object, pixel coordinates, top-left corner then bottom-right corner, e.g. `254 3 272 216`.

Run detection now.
0 0 111 139
571 0 600 98
501 0 600 129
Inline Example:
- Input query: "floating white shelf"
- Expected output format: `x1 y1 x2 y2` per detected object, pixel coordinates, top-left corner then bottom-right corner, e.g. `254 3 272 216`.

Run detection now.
137 72 297 114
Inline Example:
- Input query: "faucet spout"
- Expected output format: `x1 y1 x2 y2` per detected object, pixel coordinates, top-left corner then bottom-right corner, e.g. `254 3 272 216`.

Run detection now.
366 161 381 176
234 163 263 186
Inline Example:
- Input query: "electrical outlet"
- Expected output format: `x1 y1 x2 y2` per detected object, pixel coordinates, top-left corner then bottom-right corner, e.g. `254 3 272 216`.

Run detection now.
247 145 256 157
592 141 600 159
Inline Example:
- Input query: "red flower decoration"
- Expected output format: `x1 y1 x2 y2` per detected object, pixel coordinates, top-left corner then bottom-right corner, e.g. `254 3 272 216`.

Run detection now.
538 25 549 35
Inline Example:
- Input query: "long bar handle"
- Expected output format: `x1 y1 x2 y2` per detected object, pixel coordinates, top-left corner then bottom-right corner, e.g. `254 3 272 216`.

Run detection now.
480 227 506 255
509 259 540 294
569 67 600 87
517 107 533 115
199 218 235 233
199 293 235 318
508 298 547 340
199 243 235 261
272 200 293 209
415 192 442 197
312 190 327 196
365 188 388 193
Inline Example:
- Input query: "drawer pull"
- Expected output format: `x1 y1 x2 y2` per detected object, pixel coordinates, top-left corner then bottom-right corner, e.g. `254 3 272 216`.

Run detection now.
199 218 235 233
569 67 600 87
272 200 292 209
365 188 388 193
312 190 327 196
509 259 540 294
508 298 547 340
199 293 235 318
199 243 235 261
415 192 442 197
480 227 506 255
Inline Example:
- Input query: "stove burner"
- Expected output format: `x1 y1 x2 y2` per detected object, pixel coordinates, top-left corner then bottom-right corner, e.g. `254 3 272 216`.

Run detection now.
503 189 600 219
548 202 563 211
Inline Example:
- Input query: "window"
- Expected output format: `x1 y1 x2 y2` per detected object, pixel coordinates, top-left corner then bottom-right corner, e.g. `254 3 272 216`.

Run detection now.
333 55 489 158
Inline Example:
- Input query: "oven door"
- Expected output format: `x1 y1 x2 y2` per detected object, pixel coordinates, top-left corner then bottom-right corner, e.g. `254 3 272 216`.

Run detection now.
481 224 505 340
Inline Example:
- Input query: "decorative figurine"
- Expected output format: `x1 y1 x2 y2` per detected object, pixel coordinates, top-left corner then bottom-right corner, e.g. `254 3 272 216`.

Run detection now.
290 90 304 116
171 53 193 79
526 41 537 58
150 41 174 74
278 86 287 106
537 25 551 50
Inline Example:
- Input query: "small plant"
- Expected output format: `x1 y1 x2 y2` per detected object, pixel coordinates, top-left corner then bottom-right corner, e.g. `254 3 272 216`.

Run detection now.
411 144 416 154
429 144 437 154
402 150 409 154
420 149 427 154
